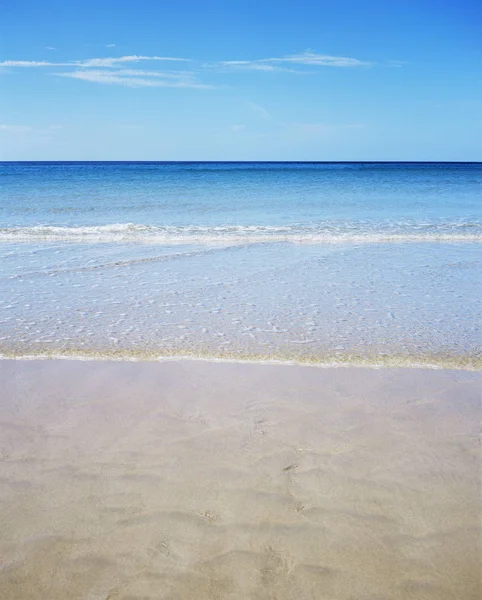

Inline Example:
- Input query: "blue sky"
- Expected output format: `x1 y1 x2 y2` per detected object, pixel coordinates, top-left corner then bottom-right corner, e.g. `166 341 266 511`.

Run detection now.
0 0 480 160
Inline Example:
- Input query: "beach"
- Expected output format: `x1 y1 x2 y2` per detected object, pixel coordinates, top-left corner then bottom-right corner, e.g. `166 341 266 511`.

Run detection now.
0 358 480 599
0 161 481 598
2 0 482 590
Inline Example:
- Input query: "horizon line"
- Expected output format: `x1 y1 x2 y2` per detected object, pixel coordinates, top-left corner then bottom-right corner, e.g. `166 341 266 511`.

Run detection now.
1 160 481 164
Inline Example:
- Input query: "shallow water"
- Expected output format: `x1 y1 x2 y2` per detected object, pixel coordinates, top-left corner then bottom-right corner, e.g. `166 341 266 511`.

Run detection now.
0 162 481 366
0 241 480 366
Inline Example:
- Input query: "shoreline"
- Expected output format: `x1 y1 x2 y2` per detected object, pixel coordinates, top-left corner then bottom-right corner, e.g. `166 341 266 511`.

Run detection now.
1 349 481 371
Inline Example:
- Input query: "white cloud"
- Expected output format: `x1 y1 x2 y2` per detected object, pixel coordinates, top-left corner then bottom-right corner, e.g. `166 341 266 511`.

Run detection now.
46 46 57 51
218 61 302 73
106 44 116 48
268 51 371 67
216 50 371 71
0 124 61 134
230 124 246 132
1 50 371 74
0 60 63 67
75 55 189 67
247 101 272 120
56 69 213 88
0 55 189 69
386 60 406 68
0 49 375 96
0 54 212 90
0 124 32 132
103 68 197 80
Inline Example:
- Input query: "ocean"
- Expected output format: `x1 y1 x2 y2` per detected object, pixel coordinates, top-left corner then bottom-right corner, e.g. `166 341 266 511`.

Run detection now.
0 161 481 367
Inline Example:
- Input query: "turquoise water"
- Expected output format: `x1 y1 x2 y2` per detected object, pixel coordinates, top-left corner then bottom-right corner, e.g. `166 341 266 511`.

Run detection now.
0 162 481 366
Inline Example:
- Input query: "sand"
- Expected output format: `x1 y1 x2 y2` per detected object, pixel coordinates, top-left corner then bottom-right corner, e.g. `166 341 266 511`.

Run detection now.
0 359 480 599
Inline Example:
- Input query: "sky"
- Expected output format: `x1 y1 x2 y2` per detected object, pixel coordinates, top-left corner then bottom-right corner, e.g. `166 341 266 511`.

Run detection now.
0 0 481 161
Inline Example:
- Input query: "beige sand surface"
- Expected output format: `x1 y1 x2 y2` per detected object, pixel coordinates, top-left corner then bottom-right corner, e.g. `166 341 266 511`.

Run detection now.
0 359 480 599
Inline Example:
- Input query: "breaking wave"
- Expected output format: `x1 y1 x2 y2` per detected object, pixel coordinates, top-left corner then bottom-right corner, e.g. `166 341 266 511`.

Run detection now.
0 223 481 244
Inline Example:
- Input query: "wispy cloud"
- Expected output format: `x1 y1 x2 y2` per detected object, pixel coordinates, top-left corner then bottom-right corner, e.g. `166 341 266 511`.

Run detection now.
0 124 62 134
270 51 371 67
94 68 196 79
215 50 371 71
230 124 246 132
0 49 377 95
1 54 212 90
0 55 189 69
106 44 116 48
56 69 213 88
247 101 272 120
1 50 371 73
217 61 302 73
0 124 32 133
75 55 189 67
0 60 62 67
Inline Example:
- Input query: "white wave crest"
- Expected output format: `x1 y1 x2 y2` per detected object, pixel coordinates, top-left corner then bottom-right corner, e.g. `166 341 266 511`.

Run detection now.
0 223 481 244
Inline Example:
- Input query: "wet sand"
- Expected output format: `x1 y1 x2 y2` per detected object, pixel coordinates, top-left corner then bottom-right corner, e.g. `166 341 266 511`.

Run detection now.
0 359 480 599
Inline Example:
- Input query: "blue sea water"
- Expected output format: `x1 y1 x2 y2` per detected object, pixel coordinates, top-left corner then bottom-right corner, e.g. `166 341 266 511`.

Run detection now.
0 162 481 366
